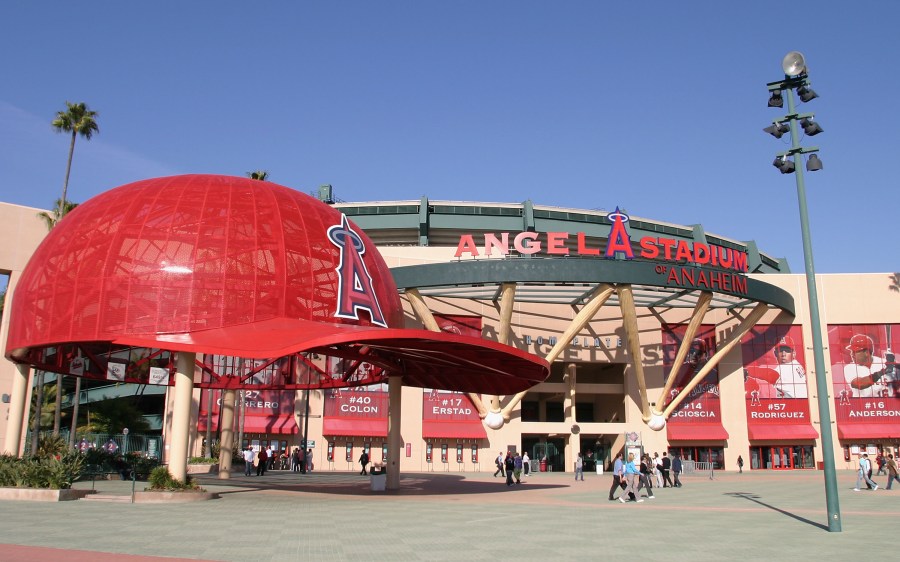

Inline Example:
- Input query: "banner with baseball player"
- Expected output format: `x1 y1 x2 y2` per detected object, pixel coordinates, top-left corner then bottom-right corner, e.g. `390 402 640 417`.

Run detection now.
662 324 725 430
322 356 389 437
828 323 900 436
740 325 816 436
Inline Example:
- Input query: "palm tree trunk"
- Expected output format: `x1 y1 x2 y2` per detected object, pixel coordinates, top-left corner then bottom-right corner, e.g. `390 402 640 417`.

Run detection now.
30 372 45 455
60 131 76 216
68 376 82 450
53 374 63 435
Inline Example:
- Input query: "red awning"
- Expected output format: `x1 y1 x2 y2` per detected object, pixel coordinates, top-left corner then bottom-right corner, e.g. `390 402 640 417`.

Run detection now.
241 416 298 435
838 423 900 440
422 420 487 440
323 418 388 438
748 424 818 441
666 424 729 441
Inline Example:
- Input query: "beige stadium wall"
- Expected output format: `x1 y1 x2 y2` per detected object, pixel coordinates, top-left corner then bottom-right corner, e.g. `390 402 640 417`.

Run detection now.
0 203 51 453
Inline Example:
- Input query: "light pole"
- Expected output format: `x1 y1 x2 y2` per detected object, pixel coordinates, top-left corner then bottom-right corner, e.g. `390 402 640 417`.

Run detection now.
765 51 841 532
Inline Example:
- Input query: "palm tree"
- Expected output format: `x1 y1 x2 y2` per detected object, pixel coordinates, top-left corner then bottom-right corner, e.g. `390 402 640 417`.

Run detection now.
37 196 79 436
52 101 99 219
247 170 269 181
37 199 78 230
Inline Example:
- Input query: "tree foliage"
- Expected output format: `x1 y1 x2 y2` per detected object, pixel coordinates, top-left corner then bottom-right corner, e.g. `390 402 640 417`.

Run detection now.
84 398 151 434
52 101 98 218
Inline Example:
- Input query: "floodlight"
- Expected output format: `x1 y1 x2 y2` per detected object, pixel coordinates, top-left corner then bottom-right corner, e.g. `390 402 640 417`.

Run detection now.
773 156 795 174
800 118 823 136
764 122 790 138
782 51 807 76
806 154 823 171
797 85 819 102
768 90 784 108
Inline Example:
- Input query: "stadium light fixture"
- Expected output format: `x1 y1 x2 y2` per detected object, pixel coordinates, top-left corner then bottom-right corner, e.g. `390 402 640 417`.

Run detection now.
765 51 840 533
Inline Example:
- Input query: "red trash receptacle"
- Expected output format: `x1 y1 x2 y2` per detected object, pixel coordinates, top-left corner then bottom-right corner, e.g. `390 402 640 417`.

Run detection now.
539 459 548 472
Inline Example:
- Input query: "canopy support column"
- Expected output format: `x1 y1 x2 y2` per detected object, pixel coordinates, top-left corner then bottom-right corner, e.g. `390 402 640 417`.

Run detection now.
3 363 30 456
169 352 196 482
387 374 403 490
218 388 236 478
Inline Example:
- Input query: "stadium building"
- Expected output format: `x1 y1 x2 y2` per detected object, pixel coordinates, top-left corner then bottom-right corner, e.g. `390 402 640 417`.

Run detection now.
1 182 898 474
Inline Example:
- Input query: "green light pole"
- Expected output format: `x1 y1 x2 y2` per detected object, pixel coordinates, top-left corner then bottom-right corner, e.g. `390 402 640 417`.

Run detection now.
765 51 841 532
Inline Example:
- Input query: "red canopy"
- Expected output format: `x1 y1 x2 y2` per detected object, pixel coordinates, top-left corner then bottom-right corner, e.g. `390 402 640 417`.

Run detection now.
6 175 549 395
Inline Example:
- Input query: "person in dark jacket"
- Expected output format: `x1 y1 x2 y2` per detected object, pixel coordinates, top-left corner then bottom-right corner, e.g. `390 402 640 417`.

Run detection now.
661 452 674 487
359 450 370 475
504 452 516 486
672 454 683 488
256 448 268 476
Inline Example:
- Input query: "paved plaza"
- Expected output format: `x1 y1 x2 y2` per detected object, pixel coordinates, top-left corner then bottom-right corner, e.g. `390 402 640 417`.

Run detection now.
0 468 896 561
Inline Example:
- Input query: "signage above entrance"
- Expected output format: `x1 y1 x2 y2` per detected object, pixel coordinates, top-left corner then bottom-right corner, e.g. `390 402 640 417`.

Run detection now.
453 208 748 273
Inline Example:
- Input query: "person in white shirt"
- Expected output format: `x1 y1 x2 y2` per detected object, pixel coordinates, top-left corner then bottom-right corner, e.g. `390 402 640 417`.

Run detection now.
242 446 255 476
855 453 878 491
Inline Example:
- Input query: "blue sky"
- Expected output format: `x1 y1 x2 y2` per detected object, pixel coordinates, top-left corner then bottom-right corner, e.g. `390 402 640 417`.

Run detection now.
1 2 897 274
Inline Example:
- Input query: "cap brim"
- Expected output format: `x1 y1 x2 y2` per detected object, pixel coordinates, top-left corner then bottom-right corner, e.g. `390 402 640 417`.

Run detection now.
118 317 549 395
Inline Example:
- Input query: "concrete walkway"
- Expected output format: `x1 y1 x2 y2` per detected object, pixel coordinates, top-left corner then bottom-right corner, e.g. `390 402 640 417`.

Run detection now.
0 468 896 561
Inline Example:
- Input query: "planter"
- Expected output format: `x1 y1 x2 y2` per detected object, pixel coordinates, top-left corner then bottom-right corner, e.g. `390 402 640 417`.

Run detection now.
186 463 217 474
133 490 219 503
0 487 94 502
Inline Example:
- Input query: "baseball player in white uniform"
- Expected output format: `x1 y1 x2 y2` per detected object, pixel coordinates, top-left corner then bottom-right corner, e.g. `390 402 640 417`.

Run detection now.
843 334 895 398
744 336 807 398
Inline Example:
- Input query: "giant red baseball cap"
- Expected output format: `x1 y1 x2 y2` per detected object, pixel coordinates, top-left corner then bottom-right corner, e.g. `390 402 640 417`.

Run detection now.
6 175 548 394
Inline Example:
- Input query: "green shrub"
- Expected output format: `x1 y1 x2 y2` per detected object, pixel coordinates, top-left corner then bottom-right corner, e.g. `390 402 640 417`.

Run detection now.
0 452 84 489
147 466 203 492
36 435 68 458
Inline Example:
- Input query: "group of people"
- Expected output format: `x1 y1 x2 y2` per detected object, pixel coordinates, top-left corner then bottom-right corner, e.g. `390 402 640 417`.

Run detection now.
242 446 313 476
493 450 529 486
855 452 900 491
609 451 683 503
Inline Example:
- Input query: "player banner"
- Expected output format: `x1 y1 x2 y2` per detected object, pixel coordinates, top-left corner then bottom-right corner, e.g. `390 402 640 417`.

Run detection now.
740 325 816 438
828 323 900 437
662 324 724 428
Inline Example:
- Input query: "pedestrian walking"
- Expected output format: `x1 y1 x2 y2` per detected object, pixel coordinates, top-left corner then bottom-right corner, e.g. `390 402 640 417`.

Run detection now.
854 454 878 491
243 446 255 476
359 449 370 475
575 452 584 481
513 452 523 484
619 453 644 503
608 452 624 501
672 454 683 488
661 452 674 487
494 451 505 477
885 454 900 490
504 452 515 486
653 452 663 487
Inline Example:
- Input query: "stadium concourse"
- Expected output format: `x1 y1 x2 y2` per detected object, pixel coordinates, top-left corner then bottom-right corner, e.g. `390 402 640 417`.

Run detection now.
0 469 896 561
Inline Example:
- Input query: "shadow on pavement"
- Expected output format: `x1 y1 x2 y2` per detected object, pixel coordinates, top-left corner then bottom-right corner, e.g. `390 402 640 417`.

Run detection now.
193 471 569 496
725 491 828 531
